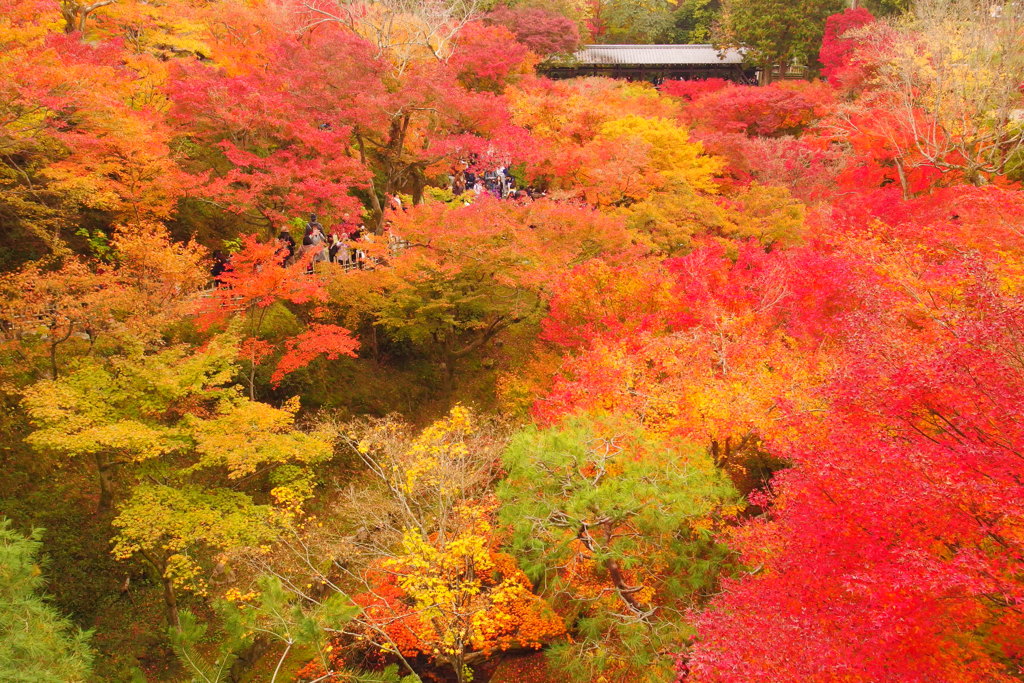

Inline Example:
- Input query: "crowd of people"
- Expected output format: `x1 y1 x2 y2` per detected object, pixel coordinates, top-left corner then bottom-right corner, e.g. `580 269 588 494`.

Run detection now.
275 213 378 273
450 164 547 202
208 168 545 287
210 212 405 287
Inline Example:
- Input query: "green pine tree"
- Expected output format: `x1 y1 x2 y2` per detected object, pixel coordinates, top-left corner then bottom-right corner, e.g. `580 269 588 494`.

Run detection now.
0 519 94 683
497 415 741 682
716 0 846 82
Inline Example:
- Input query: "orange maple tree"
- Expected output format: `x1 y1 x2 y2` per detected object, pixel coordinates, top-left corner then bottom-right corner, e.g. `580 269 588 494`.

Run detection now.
1 224 206 380
196 235 358 398
350 502 564 683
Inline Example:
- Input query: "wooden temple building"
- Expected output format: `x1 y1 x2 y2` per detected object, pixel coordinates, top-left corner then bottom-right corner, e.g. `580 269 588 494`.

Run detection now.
540 44 756 84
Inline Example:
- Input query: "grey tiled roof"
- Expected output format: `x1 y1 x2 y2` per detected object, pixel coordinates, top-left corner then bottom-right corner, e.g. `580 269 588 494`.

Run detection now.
572 44 745 66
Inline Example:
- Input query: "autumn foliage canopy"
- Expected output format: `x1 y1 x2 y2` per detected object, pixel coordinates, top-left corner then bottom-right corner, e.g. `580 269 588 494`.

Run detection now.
1 1 1023 682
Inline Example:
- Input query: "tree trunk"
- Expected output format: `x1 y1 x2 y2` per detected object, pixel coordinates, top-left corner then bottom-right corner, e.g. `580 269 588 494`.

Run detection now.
367 176 385 235
577 523 650 616
48 322 75 379
411 166 427 205
248 361 257 401
445 652 471 683
604 557 649 615
228 639 271 683
61 1 85 33
162 574 180 626
354 132 386 234
94 453 114 514
64 0 115 35
49 340 59 380
895 160 910 200
440 357 457 397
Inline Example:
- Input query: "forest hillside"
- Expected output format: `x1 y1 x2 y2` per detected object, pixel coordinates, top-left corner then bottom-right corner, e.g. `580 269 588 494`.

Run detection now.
1 0 1023 681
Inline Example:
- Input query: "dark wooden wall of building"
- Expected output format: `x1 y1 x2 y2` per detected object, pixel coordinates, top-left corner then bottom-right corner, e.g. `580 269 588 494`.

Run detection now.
539 64 757 85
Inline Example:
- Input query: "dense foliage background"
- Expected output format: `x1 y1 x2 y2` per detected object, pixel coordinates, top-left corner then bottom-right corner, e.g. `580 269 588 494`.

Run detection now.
2 0 1023 681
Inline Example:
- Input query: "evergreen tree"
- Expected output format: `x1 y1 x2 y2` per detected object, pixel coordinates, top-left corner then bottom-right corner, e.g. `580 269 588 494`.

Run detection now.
497 415 740 682
669 0 722 44
0 520 93 682
716 0 845 82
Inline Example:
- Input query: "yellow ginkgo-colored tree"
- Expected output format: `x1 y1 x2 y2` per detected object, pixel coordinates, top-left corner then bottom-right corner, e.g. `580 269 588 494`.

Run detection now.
281 407 563 683
356 501 565 683
22 336 334 624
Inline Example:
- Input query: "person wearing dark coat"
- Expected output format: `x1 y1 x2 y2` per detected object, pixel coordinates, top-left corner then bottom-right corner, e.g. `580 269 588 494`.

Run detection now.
210 250 229 287
301 216 328 273
277 229 296 264
308 213 324 234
